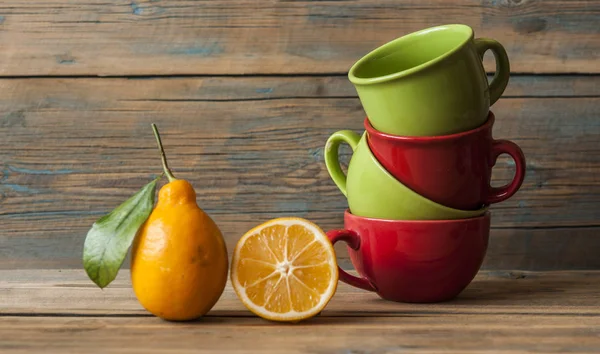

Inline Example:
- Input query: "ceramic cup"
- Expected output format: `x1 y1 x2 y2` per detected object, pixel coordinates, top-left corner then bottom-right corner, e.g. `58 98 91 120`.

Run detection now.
365 111 526 210
348 24 510 137
327 209 491 303
324 129 487 220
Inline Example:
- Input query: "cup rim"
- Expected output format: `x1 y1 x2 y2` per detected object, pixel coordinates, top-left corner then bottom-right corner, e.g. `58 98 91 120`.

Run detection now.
365 111 494 141
344 208 491 224
348 24 474 86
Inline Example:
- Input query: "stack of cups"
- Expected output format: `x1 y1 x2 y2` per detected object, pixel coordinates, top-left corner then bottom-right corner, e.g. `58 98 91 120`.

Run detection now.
324 24 526 303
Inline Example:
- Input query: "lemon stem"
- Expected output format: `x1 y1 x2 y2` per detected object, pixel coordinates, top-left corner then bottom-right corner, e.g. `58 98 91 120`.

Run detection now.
151 123 177 183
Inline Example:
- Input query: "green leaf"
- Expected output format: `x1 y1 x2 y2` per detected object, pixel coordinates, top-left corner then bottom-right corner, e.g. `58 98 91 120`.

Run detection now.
83 175 161 288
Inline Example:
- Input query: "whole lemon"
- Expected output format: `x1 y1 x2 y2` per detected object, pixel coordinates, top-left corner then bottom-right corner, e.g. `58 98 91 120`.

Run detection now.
131 179 228 321
130 124 229 321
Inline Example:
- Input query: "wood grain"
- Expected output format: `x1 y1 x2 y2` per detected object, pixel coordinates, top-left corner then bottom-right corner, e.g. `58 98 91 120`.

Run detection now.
3 226 600 271
1 76 599 270
0 0 598 76
3 270 600 315
0 75 595 103
2 315 598 354
1 270 600 353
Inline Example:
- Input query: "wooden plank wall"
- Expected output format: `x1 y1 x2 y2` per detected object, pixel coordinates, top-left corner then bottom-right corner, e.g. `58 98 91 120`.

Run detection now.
1 0 599 271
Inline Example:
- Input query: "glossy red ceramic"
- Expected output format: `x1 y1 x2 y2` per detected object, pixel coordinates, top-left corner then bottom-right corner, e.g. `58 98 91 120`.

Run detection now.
327 209 490 303
365 111 526 210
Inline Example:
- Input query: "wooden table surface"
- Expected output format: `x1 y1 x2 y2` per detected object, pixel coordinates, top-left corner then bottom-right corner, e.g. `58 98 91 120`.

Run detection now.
2 269 599 353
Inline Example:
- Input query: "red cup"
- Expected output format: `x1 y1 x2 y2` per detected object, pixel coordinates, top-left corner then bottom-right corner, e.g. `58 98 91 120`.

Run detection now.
327 209 490 303
365 111 526 210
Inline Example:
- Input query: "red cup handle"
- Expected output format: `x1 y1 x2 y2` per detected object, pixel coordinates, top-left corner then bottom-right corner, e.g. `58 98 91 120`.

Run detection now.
326 229 377 292
487 139 526 204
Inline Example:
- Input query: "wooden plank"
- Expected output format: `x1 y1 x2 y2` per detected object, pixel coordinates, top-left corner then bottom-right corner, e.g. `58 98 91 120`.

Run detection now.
482 227 600 271
1 315 599 354
1 270 599 353
0 77 599 270
0 0 598 76
2 270 600 315
3 226 600 271
0 75 595 103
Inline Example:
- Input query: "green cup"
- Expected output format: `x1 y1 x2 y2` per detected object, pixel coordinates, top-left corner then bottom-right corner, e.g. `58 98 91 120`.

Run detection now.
348 24 510 137
324 130 488 220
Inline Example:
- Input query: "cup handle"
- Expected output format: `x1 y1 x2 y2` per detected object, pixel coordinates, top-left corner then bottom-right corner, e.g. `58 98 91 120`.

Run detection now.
324 130 361 197
474 38 510 105
326 229 377 292
486 140 526 204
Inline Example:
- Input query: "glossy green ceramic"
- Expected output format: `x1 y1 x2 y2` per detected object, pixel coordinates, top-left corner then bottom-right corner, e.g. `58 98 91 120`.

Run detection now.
324 130 488 220
348 24 510 137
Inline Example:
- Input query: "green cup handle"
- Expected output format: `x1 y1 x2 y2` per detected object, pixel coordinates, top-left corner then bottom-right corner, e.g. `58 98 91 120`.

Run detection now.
474 38 510 105
324 130 361 197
